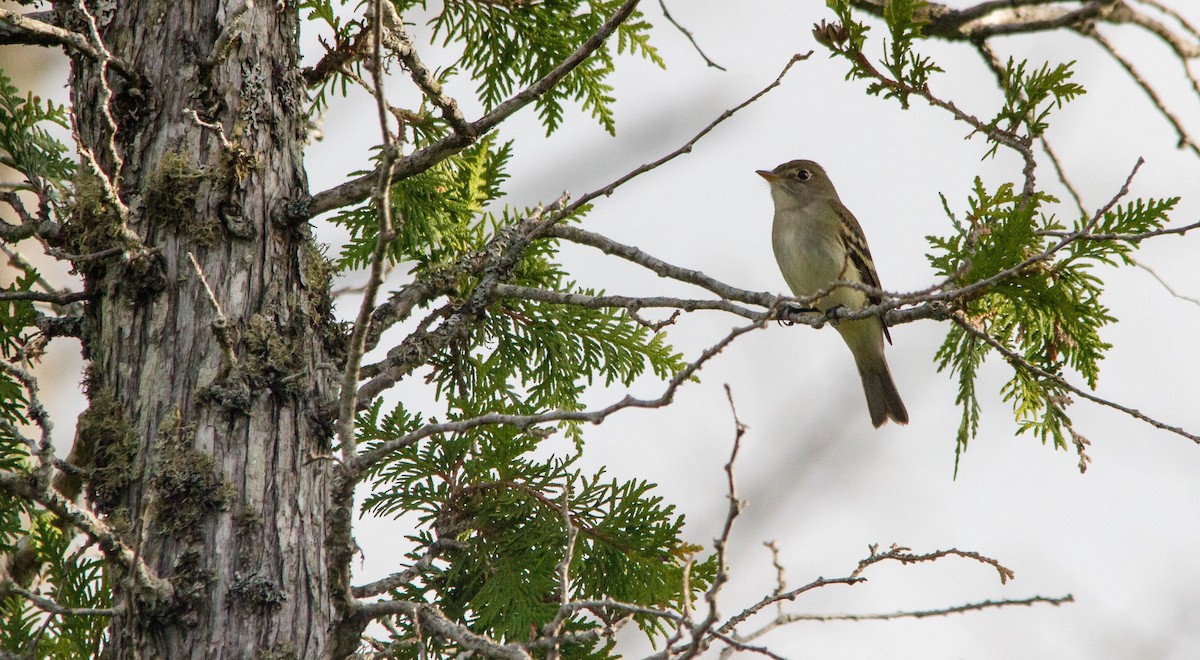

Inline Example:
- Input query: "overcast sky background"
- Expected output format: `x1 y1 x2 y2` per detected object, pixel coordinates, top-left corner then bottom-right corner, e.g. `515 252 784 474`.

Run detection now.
11 1 1200 658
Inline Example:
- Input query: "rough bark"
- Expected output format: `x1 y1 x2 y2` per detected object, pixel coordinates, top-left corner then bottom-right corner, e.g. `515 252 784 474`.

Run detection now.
65 2 338 657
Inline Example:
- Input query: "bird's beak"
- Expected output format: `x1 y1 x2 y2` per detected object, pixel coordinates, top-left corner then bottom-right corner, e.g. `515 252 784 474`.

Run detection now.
756 170 778 182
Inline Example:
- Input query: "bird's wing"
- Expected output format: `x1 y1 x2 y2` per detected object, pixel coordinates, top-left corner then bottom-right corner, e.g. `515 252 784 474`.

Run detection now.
835 203 892 345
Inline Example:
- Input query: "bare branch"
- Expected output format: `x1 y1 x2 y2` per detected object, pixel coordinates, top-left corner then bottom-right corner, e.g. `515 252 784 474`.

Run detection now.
351 538 459 599
1087 29 1200 158
1118 1 1200 102
777 593 1074 623
0 8 139 82
1131 257 1200 307
559 52 810 218
377 2 472 136
851 544 1015 584
0 582 118 618
0 290 89 305
1037 219 1200 242
337 0 403 462
493 283 761 319
545 225 776 308
675 385 749 659
186 252 239 369
73 1 126 182
657 0 726 71
845 0 1117 41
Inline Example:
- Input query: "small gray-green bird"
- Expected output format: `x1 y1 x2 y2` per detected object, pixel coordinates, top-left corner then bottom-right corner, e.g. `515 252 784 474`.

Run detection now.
757 159 908 427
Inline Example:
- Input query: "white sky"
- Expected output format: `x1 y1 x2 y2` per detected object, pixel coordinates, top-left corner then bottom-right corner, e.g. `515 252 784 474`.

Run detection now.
11 1 1200 658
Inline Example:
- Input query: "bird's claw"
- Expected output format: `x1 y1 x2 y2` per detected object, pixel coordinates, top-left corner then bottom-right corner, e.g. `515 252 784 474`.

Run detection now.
777 301 818 326
822 304 848 327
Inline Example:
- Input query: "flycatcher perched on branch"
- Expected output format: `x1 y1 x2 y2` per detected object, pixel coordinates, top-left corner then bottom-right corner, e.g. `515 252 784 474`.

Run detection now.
758 159 908 427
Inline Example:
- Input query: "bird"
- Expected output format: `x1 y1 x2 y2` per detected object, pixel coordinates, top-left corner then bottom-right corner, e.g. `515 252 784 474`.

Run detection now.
757 159 908 427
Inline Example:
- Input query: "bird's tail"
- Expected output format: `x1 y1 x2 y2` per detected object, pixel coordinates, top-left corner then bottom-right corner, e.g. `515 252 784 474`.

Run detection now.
856 356 908 428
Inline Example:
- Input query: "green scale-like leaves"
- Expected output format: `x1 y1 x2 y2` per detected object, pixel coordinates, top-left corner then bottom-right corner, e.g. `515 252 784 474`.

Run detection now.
304 0 662 136
359 399 712 651
929 179 1176 467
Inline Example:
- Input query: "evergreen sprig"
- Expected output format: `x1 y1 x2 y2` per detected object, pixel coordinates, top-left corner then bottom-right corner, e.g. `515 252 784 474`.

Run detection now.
333 136 513 272
821 0 942 108
985 58 1085 157
0 69 75 197
929 179 1176 469
302 0 662 136
358 400 712 655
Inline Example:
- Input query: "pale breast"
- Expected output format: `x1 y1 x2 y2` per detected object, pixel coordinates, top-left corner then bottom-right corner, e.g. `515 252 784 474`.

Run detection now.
771 205 867 311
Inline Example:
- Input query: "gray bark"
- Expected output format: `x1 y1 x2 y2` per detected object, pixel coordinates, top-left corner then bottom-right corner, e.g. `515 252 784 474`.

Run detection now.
66 2 339 657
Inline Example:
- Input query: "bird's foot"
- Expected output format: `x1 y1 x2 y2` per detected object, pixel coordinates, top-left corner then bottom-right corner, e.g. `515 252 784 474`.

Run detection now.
821 304 848 327
777 301 818 326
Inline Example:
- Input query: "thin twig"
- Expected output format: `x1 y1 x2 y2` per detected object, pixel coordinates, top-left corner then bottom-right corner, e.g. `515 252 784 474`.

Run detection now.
559 51 811 218
493 283 761 319
0 8 140 81
1131 257 1200 307
187 252 238 367
1 582 118 618
337 0 402 462
778 593 1074 622
674 385 749 660
657 0 726 71
1088 28 1200 158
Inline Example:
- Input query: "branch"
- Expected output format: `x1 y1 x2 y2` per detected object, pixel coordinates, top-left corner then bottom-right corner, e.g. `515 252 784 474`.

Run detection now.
713 541 1066 653
0 290 89 305
492 283 761 320
558 52 810 219
657 0 726 71
300 0 645 220
0 582 119 618
952 313 1200 444
1037 218 1200 242
1130 257 1200 307
351 538 458 598
338 0 403 462
778 593 1074 622
544 225 776 308
850 544 1015 583
675 386 749 659
0 472 172 600
355 600 532 659
1087 28 1200 158
347 319 763 479
377 2 472 136
845 0 1116 40
0 8 140 82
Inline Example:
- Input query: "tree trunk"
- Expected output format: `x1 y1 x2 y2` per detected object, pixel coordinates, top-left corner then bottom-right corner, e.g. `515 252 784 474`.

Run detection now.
67 2 338 656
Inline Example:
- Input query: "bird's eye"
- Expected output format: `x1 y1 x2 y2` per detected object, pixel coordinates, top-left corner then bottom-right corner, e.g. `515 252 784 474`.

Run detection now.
796 169 811 181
